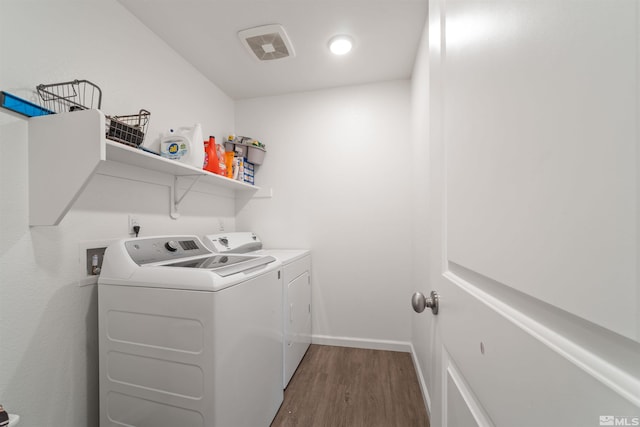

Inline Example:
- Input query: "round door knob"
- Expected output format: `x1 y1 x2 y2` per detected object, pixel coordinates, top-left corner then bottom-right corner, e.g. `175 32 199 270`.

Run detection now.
411 291 439 315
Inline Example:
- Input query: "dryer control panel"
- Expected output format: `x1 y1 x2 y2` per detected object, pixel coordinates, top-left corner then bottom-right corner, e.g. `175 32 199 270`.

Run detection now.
204 232 263 253
124 236 211 265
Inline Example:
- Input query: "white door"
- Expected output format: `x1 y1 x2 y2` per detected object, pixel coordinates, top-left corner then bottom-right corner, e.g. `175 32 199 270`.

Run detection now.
415 1 640 426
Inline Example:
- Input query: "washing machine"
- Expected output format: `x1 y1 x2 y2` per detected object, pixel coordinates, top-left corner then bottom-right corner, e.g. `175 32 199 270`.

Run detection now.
203 232 311 388
98 235 283 427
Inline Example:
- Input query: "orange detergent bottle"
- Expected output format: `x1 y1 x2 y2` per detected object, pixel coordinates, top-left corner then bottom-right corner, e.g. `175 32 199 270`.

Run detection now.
203 136 221 174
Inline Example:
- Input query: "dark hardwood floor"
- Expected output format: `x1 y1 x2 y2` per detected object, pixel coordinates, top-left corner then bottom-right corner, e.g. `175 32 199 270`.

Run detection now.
271 345 430 427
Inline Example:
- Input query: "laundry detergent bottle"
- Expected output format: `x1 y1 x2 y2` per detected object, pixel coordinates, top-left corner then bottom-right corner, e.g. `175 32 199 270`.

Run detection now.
204 136 221 174
160 123 205 169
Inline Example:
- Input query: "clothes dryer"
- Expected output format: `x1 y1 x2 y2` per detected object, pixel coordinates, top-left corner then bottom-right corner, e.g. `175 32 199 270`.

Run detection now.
203 232 311 388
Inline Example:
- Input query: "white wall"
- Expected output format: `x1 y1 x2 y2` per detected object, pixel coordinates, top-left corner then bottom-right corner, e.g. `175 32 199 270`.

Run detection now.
0 1 236 425
234 81 414 349
1 2 421 425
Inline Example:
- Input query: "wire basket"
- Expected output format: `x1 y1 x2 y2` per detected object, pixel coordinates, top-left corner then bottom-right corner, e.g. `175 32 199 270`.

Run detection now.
36 79 102 113
105 109 150 147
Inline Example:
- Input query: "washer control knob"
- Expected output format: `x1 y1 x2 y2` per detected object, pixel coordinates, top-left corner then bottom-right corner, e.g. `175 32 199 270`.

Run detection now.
219 237 229 247
165 240 179 252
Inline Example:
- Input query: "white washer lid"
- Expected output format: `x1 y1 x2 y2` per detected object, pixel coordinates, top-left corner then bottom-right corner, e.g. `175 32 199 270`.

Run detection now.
8 414 20 427
261 249 310 265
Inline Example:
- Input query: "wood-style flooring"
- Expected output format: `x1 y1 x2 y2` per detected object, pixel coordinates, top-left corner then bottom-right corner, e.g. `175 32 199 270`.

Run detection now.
271 345 430 427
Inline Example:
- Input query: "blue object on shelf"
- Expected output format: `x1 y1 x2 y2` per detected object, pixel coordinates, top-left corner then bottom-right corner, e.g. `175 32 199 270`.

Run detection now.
1 91 54 117
139 145 161 156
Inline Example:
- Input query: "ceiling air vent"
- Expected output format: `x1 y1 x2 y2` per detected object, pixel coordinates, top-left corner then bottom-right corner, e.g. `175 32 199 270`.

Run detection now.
238 24 295 61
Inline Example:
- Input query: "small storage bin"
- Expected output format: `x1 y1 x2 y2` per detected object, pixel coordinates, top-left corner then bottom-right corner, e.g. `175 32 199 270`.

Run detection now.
36 79 102 113
105 109 151 147
247 145 266 165
226 142 248 158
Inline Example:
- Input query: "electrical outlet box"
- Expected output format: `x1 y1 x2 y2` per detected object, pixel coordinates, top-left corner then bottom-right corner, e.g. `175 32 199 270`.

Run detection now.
128 215 140 234
86 247 107 276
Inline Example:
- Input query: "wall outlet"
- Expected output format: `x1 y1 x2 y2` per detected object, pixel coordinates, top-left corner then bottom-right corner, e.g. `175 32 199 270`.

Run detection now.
128 215 140 235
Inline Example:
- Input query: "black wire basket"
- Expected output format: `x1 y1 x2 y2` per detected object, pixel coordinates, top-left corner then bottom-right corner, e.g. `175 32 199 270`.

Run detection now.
37 79 150 148
36 79 102 113
105 109 151 147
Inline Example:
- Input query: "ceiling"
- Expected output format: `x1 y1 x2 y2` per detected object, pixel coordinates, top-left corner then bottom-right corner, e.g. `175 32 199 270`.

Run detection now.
117 0 428 100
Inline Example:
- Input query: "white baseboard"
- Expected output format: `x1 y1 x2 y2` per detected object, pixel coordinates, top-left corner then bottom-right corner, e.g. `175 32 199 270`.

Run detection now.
409 343 432 417
311 334 412 353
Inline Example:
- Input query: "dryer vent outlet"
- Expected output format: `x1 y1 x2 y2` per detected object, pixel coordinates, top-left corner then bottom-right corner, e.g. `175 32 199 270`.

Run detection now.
238 24 295 61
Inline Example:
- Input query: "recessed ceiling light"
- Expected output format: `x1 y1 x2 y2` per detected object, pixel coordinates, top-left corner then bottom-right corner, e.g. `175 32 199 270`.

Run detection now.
329 35 353 55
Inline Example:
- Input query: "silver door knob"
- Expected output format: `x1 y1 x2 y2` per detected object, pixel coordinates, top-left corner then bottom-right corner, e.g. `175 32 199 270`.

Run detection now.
411 291 439 315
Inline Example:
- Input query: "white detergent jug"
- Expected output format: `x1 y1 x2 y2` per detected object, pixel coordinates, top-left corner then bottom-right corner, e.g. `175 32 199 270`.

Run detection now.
160 123 204 169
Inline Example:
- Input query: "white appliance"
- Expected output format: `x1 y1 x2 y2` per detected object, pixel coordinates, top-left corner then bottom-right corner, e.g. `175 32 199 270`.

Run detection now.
8 414 19 427
203 232 311 388
98 235 283 427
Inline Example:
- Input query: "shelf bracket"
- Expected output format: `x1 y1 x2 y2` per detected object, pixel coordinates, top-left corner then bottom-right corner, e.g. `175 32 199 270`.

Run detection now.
170 175 202 219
